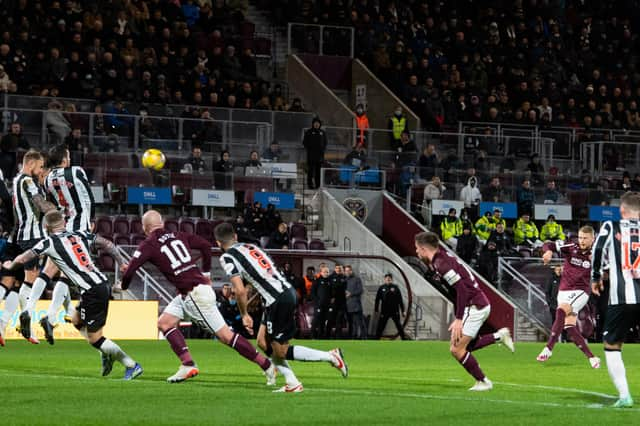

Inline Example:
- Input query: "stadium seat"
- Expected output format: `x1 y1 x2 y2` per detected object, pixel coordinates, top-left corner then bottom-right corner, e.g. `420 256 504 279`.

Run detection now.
165 218 179 233
113 216 130 234
195 219 214 241
130 217 143 235
98 253 115 271
291 238 308 250
309 239 326 250
289 222 307 240
95 216 113 237
130 234 146 245
113 233 130 246
179 218 196 235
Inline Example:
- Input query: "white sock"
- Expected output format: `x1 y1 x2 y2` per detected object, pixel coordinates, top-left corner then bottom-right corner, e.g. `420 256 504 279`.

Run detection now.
293 345 332 362
606 350 630 399
62 287 71 312
0 285 7 301
273 358 300 386
25 276 48 312
47 282 70 325
493 332 500 341
1 291 19 327
18 284 31 311
98 338 136 368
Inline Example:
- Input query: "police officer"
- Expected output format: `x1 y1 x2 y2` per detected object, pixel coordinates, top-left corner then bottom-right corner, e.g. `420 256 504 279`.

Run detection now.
302 117 327 190
440 208 463 250
310 265 331 339
375 273 407 340
540 214 566 242
388 106 409 150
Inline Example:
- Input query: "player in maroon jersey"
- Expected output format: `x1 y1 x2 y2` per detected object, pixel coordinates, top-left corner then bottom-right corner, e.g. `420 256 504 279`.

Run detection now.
414 231 514 391
537 225 600 368
121 210 276 384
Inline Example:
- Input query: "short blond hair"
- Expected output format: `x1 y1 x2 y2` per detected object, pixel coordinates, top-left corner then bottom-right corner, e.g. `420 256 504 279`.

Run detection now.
621 192 640 214
23 149 42 164
579 225 594 235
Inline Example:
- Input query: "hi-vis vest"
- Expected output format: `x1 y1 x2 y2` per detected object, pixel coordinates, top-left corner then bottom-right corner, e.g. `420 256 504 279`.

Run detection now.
391 116 406 140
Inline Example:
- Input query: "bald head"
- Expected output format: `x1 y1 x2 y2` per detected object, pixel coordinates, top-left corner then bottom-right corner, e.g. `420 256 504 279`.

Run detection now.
142 210 164 235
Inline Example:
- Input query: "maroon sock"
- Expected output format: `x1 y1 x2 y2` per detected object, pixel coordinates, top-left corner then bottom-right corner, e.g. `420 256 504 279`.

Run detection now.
468 334 496 351
546 309 566 351
164 327 195 366
229 333 271 370
565 325 594 358
458 351 485 381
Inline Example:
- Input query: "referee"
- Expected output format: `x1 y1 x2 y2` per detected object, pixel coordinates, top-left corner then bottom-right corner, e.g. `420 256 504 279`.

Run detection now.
592 191 640 408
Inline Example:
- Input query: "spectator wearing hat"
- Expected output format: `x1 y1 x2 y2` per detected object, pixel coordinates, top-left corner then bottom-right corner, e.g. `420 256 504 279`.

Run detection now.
374 273 407 340
440 208 463 250
302 117 327 190
459 175 482 217
354 103 370 149
540 215 566 242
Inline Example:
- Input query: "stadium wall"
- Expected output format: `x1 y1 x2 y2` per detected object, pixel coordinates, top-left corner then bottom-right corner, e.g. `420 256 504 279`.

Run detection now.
381 193 517 336
320 189 452 339
325 188 383 235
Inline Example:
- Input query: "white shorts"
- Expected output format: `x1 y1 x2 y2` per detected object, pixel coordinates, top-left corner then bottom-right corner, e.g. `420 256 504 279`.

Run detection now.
163 284 226 333
556 290 589 313
462 305 491 338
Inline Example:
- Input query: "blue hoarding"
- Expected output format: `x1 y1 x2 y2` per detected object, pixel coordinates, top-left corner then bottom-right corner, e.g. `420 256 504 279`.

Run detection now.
479 202 518 219
253 192 296 210
127 187 172 205
589 205 621 222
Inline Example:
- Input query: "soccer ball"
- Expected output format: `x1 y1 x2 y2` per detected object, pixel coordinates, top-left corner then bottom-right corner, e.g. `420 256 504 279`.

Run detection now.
141 148 166 171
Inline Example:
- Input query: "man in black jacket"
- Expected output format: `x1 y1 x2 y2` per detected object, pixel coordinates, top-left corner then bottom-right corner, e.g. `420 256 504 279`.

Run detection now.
302 117 327 189
375 273 407 339
327 264 347 339
311 265 331 339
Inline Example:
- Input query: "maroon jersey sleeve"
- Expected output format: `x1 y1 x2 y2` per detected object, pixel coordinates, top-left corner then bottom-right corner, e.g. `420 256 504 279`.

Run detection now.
185 233 212 273
121 240 152 290
434 252 489 319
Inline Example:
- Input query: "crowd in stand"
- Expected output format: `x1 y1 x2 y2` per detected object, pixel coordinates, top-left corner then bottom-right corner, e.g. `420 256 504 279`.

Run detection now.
271 0 640 135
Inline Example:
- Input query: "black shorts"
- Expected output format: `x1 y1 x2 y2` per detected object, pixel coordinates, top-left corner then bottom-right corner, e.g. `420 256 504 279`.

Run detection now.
262 287 297 344
603 304 640 344
18 239 43 270
78 284 111 333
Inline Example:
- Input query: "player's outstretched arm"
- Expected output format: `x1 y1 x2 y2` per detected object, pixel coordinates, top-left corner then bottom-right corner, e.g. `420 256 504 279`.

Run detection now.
94 235 127 266
3 250 38 270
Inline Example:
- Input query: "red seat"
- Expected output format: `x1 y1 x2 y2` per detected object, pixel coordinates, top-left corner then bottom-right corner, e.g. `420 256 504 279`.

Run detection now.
309 239 325 250
165 218 179 233
106 168 153 187
131 234 147 245
113 216 129 235
291 238 308 250
170 172 194 191
95 216 113 237
289 223 307 240
179 218 196 235
98 253 115 271
113 233 130 246
130 217 143 235
195 219 214 241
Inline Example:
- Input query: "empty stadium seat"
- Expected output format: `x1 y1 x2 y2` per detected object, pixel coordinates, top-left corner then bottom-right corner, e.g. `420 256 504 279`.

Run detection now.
309 239 326 250
95 216 113 237
113 216 130 235
195 219 214 241
289 222 307 240
131 234 147 245
113 233 130 246
130 217 143 235
98 253 115 271
179 218 196 234
291 238 308 250
165 218 179 233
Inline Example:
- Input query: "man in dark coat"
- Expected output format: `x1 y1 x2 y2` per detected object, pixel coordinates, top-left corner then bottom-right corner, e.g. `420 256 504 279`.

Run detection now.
302 117 327 189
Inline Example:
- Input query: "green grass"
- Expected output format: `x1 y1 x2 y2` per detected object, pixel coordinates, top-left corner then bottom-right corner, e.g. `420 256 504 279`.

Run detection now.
2 339 640 425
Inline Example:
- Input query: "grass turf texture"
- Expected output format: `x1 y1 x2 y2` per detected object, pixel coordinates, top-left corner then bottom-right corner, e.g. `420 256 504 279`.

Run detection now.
2 339 639 425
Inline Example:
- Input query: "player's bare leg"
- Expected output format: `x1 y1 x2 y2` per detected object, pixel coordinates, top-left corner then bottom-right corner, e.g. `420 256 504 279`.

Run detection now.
158 312 199 383
256 324 277 385
451 334 492 391
71 310 142 380
270 340 303 393
605 341 633 408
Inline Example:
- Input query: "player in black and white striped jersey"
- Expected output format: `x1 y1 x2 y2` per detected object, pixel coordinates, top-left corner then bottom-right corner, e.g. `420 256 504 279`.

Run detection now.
592 191 640 408
4 210 143 380
11 150 56 342
215 222 348 393
38 144 95 343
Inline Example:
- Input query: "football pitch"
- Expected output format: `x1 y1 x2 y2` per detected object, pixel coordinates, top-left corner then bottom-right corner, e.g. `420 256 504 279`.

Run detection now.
3 339 639 425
